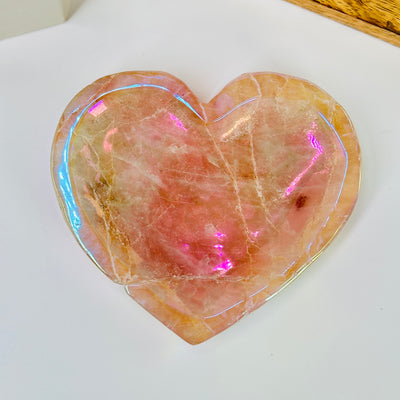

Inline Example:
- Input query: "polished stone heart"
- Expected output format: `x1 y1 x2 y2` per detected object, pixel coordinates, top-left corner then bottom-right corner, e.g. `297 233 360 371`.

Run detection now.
51 71 360 344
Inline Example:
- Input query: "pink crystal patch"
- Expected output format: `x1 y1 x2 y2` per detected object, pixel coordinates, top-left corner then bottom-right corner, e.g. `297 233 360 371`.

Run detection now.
51 71 361 344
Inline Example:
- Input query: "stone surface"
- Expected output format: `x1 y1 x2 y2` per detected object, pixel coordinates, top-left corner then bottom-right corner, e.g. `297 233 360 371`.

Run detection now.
51 71 361 344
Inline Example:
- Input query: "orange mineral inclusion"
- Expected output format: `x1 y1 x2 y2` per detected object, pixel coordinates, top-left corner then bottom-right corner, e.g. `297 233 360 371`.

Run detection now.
51 71 361 344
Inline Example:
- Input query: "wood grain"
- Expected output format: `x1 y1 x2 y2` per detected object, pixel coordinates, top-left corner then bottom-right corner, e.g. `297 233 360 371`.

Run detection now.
284 0 400 47
318 0 400 33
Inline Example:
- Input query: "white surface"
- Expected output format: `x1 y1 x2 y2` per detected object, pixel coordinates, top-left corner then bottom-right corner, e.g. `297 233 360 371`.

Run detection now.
0 0 399 398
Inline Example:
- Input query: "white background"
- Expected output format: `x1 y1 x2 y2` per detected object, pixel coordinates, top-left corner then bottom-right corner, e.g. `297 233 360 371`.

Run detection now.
1 0 399 398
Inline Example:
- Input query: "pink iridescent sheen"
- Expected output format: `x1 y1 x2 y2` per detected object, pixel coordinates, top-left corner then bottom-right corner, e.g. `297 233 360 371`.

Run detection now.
214 231 226 239
285 123 324 196
213 259 233 273
169 113 187 131
88 100 107 117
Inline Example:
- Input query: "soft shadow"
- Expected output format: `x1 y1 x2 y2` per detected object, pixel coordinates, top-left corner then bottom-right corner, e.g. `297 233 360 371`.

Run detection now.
65 0 86 19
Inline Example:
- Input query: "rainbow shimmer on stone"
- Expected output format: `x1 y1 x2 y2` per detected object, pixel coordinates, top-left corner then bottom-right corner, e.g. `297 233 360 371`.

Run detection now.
51 71 361 344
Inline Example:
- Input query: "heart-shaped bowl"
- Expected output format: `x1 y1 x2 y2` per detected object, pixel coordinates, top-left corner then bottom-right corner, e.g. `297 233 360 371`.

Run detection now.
51 71 361 344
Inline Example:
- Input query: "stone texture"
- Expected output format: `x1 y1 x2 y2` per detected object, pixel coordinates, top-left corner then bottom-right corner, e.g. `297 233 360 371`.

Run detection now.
51 71 361 344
